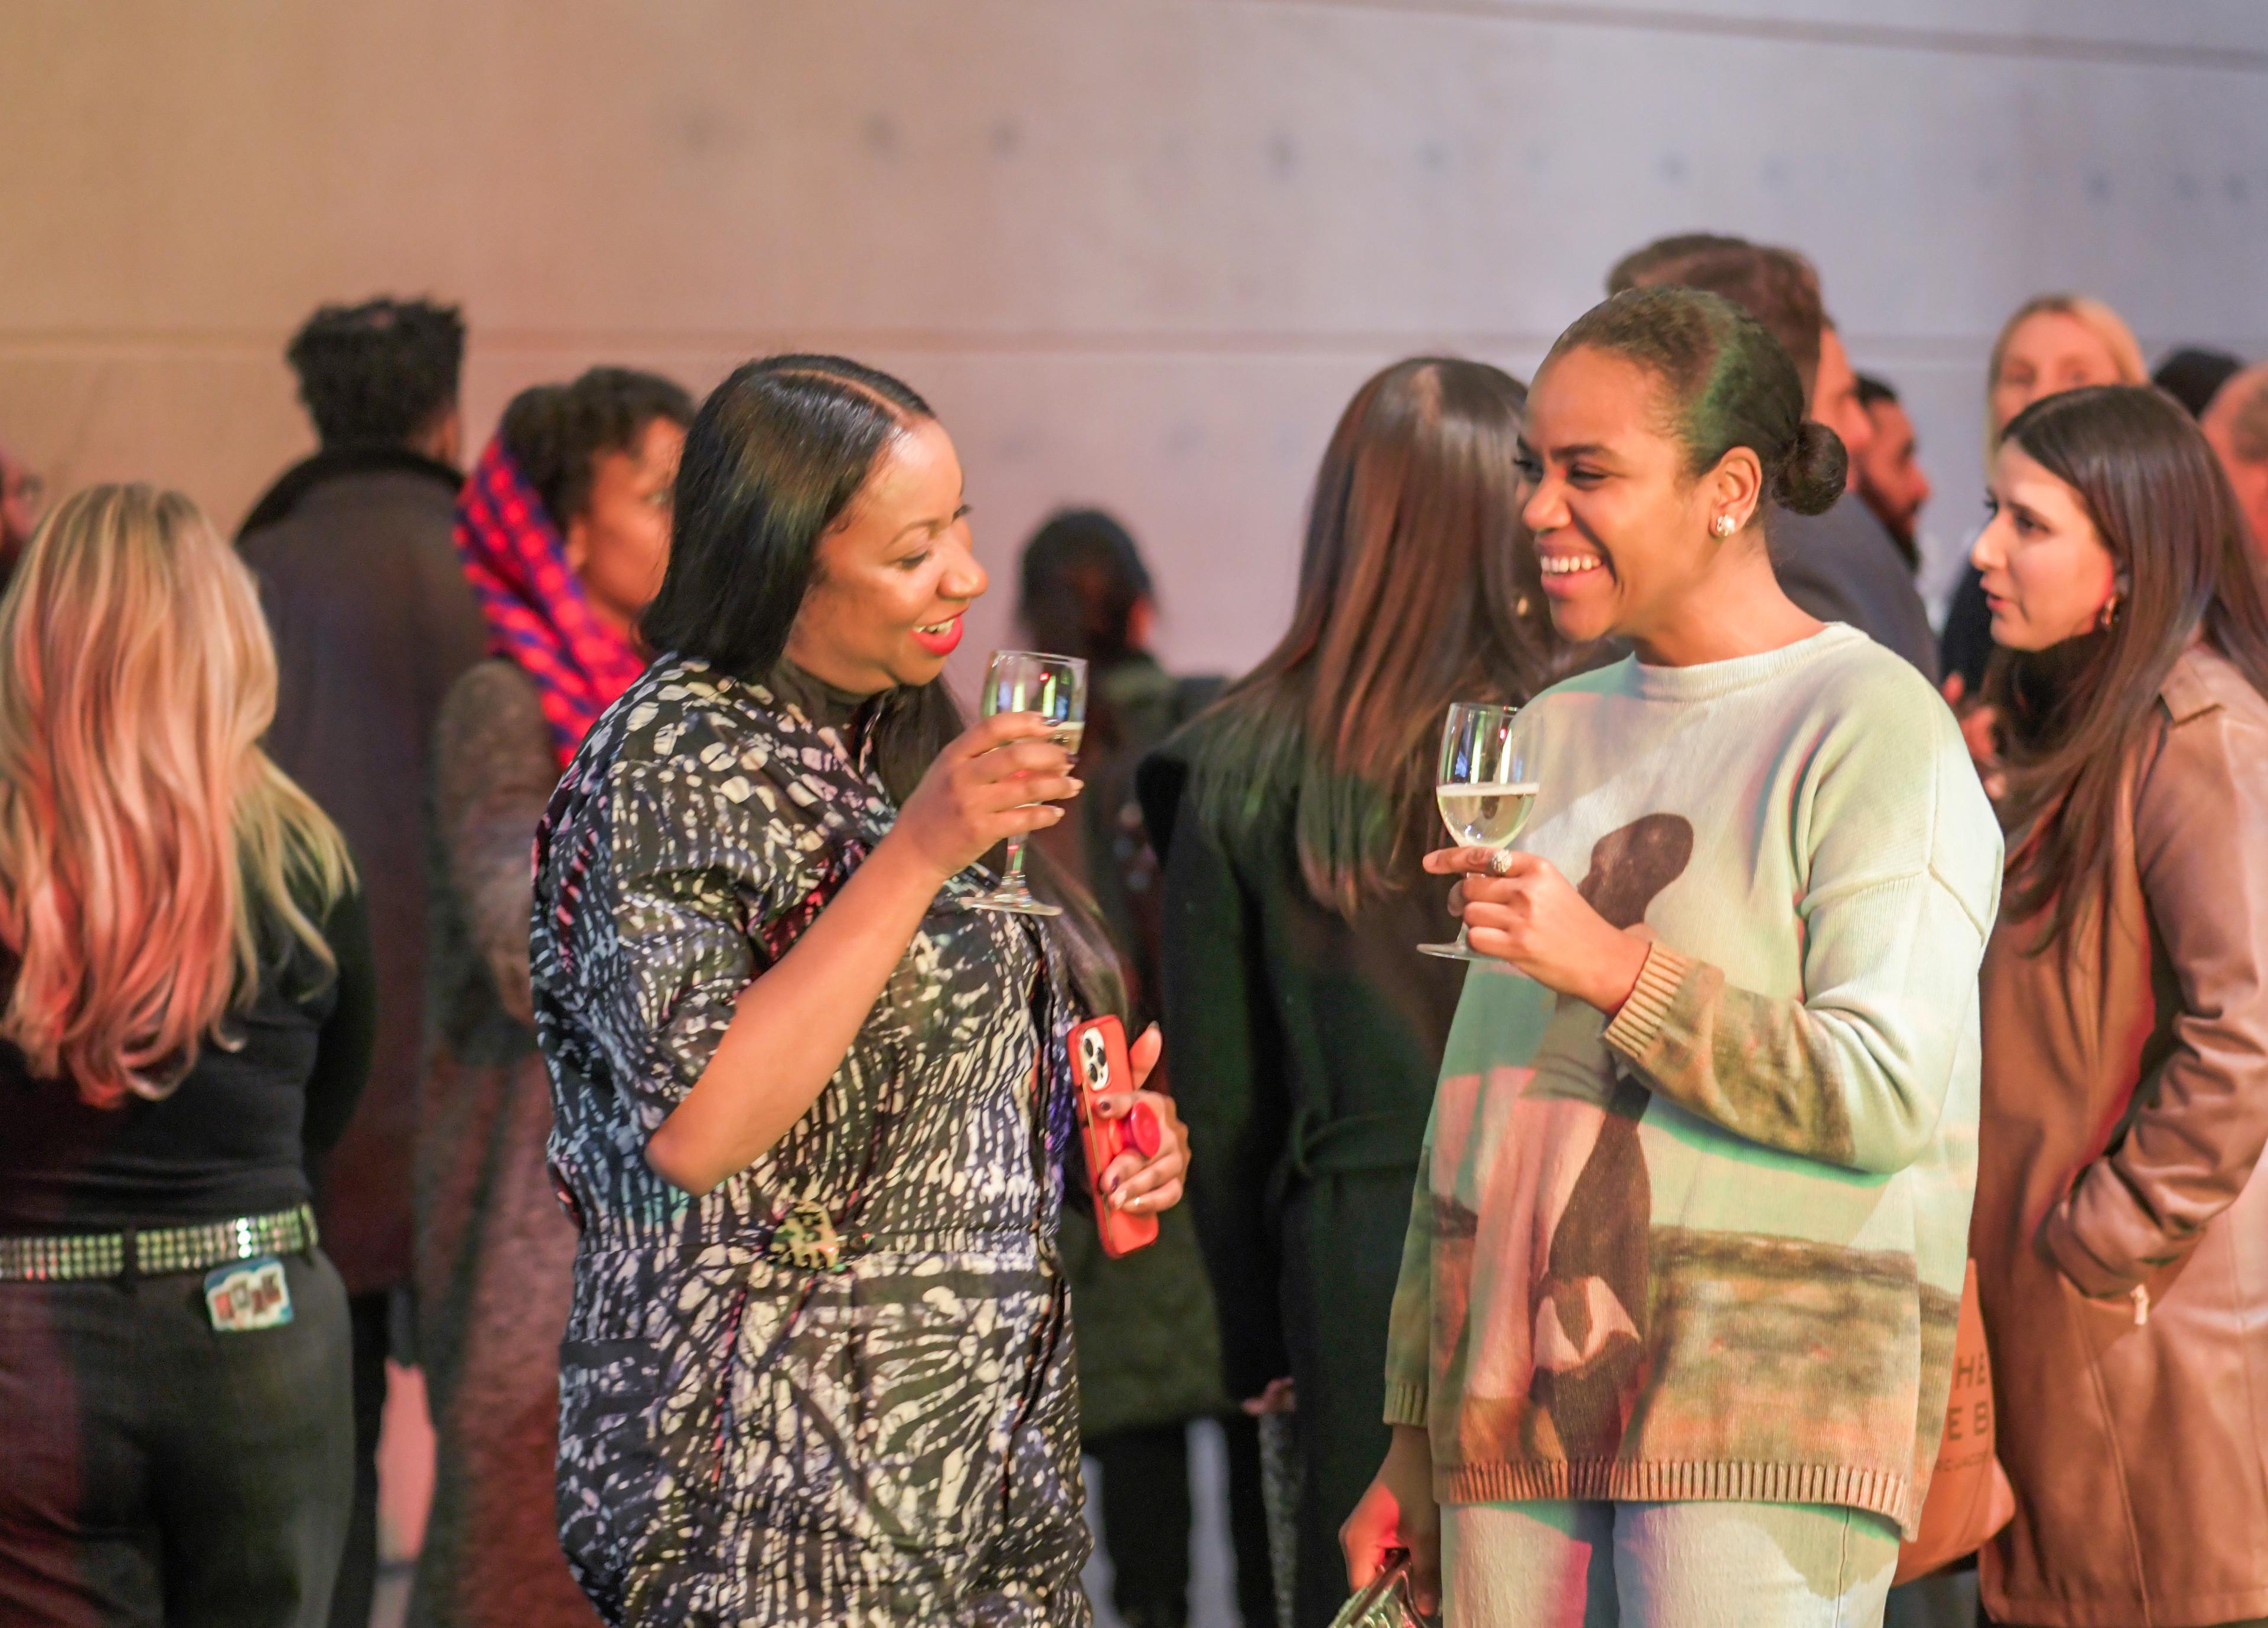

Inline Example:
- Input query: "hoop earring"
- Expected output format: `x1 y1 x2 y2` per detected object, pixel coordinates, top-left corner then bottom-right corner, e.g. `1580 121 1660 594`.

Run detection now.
2097 595 2121 632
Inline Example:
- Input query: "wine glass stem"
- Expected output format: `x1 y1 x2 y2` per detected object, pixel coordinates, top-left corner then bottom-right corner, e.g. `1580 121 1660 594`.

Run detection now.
1002 833 1031 892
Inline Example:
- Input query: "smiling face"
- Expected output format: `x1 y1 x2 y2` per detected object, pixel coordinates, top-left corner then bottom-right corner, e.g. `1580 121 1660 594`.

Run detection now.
1991 312 2129 439
1971 442 2119 651
784 416 988 694
1517 345 1756 649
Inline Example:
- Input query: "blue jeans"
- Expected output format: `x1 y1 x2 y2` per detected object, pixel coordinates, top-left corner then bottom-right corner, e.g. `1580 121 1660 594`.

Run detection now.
1441 1498 1900 1628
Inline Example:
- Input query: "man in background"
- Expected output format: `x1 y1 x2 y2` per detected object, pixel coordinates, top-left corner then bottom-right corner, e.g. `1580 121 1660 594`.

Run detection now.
0 435 45 589
237 297 489 1628
1852 374 1933 571
1609 234 1938 680
2203 363 2268 555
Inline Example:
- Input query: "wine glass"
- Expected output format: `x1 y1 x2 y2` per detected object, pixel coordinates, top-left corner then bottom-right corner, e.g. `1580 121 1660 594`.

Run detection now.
966 649 1089 916
1417 702 1536 962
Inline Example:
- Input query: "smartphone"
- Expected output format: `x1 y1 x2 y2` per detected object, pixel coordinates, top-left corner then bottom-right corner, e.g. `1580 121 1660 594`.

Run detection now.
1070 1014 1160 1258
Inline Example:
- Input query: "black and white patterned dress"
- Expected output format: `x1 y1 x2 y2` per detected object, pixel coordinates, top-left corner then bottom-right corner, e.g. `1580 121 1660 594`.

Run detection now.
530 657 1093 1626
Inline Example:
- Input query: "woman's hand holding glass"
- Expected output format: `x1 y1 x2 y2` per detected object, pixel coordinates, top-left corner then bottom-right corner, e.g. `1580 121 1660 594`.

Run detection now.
1421 847 1652 1014
1089 1023 1190 1216
887 711 1083 884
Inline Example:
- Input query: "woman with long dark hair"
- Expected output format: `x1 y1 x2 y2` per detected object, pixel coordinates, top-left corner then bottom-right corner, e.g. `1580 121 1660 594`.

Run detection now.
1938 294 2149 693
530 355 1191 1624
413 366 692 1628
1966 386 2268 1627
1137 356 1569 1626
0 486 372 1625
1345 291 2002 1625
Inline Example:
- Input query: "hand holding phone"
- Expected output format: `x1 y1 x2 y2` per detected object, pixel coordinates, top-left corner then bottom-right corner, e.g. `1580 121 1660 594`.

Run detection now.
1071 1016 1161 1257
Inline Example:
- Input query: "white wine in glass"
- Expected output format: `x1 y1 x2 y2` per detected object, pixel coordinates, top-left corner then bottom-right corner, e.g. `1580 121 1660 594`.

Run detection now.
967 649 1089 916
1418 702 1536 962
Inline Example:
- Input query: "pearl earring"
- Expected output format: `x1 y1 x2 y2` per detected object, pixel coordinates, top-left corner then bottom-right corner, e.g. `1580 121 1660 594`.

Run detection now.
1712 515 1736 538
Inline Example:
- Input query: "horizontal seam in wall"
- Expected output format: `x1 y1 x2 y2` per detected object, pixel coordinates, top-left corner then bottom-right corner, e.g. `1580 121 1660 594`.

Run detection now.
1227 0 2268 74
5 329 2268 361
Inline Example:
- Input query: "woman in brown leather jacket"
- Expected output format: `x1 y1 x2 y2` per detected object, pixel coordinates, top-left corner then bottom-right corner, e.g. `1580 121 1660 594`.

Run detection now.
1969 384 2268 1628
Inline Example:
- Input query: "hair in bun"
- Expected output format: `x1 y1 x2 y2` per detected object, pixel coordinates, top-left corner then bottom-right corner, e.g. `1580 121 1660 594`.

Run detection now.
1547 285 1842 520
1775 420 1847 516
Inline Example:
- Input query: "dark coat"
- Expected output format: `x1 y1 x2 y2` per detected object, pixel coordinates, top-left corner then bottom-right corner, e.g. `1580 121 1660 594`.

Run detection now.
1139 722 1463 1628
1032 655 1232 1441
238 451 488 1293
1771 492 1941 683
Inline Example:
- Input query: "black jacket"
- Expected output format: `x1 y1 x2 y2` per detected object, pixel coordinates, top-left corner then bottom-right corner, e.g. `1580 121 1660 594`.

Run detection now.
237 451 488 1293
1771 492 1940 683
1140 719 1463 1625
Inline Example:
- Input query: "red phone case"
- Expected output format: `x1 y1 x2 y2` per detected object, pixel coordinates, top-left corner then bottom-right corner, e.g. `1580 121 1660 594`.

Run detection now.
1071 1015 1160 1258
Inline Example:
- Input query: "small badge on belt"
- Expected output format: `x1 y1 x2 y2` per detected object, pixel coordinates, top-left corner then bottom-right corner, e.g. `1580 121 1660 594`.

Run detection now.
204 1256 294 1332
767 1199 845 1272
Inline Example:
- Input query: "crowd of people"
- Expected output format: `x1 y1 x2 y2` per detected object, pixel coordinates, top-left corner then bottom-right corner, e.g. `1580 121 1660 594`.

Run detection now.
0 226 2265 1628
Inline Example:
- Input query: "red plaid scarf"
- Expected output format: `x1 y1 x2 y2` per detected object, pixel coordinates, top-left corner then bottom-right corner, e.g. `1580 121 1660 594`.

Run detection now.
454 436 648 766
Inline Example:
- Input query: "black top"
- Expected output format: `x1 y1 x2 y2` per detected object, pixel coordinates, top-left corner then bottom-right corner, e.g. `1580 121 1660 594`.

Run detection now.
1941 564 1995 693
0 884 377 1235
1137 723 1465 1395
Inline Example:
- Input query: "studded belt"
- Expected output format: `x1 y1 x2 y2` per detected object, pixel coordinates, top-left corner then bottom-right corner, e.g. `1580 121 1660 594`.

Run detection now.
0 1203 320 1283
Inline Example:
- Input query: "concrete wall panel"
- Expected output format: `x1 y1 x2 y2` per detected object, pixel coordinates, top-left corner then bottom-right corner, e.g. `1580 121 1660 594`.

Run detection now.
2 0 2263 679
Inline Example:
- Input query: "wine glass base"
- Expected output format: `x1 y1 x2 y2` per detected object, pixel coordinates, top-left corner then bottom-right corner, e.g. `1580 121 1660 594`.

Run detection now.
967 893 1064 918
1415 941 1493 961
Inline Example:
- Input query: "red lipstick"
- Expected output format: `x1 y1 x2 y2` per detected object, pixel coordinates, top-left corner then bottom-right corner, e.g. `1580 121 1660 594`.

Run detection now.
911 616 963 658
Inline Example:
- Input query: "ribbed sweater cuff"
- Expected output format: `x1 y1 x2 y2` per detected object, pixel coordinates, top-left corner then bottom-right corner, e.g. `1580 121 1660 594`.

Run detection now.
1602 939 1692 1059
1383 1382 1429 1427
1435 1459 1917 1540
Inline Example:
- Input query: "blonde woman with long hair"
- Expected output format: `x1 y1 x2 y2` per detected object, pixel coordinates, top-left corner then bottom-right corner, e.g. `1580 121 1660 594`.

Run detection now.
0 485 374 1627
1940 293 2149 691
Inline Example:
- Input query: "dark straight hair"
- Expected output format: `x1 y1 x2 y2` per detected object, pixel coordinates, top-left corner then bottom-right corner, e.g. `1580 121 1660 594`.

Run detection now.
644 353 1129 1011
641 354 960 803
1990 384 2268 952
1190 357 1567 917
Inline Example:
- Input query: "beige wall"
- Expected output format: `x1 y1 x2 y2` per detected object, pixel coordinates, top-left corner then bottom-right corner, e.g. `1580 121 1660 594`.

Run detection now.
5 0 2266 676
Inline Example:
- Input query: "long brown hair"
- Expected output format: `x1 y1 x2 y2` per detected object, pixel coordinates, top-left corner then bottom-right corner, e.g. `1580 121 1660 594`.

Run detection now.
1190 357 1565 916
1989 386 2268 951
0 485 353 1104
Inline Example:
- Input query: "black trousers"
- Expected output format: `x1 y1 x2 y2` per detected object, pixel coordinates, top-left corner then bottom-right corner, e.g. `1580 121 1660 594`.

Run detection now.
1089 1420 1275 1628
325 1290 395 1628
0 1250 355 1627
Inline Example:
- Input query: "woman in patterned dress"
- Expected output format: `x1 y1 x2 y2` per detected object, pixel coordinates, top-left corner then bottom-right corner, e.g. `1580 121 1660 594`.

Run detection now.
530 355 1192 1626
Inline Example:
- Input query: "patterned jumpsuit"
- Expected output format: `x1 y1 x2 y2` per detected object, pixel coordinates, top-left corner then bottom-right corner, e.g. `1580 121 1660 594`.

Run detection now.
530 658 1093 1626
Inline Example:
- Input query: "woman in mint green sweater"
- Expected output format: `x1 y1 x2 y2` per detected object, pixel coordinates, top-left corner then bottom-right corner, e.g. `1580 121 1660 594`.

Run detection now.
1342 287 2003 1627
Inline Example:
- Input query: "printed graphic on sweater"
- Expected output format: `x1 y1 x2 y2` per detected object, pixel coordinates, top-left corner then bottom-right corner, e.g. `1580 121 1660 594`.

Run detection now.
1387 629 1999 1536
1531 814 1692 1460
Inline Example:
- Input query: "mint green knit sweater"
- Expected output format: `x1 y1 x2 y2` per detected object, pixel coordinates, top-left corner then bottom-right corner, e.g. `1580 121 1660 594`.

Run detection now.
1383 626 2003 1536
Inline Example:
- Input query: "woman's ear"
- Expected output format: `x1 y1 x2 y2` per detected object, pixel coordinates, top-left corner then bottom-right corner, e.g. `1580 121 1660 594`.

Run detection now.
1702 445 1766 536
562 511 591 577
